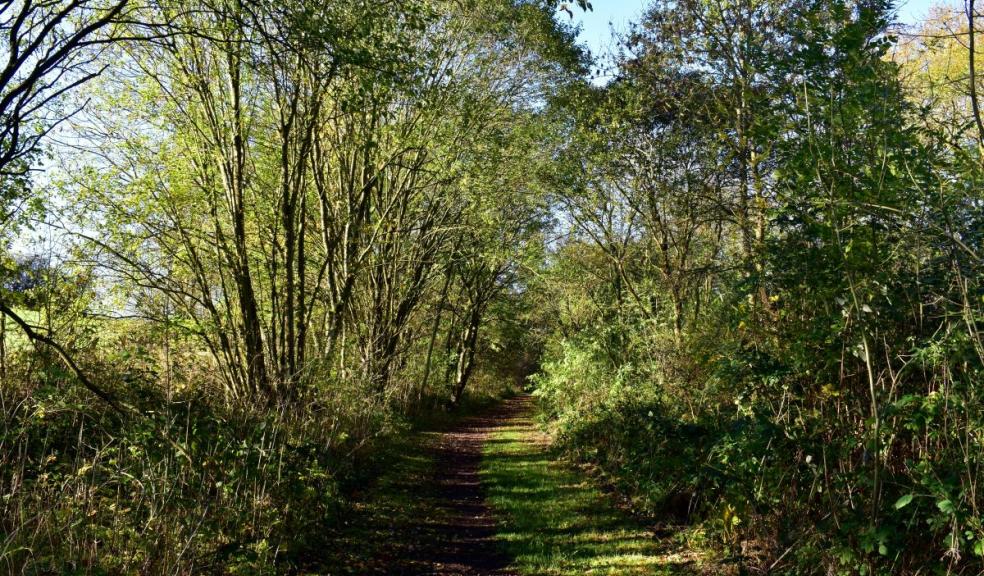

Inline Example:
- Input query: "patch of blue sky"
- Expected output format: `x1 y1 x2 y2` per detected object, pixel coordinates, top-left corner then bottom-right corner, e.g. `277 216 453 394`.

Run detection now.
564 0 958 85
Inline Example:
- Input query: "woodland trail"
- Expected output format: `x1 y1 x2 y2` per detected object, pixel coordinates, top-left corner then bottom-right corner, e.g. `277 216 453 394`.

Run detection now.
327 395 701 575
416 397 526 575
326 397 526 575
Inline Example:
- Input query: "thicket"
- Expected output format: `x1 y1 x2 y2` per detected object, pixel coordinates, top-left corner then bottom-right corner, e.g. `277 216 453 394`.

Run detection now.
0 0 581 572
531 0 984 574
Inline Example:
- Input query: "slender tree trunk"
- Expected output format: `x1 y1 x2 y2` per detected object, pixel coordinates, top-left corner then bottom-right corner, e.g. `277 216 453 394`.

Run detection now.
163 300 172 402
0 313 6 382
450 277 490 407
283 184 297 385
671 284 684 341
421 269 454 395
450 307 482 407
969 0 984 150
296 191 307 378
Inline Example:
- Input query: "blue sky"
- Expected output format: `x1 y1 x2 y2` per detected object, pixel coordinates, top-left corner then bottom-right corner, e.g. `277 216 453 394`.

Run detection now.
566 0 956 63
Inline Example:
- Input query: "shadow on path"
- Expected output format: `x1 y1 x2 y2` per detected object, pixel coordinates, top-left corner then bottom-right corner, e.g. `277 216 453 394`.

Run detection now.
482 396 704 575
419 400 526 575
323 399 525 575
323 395 705 575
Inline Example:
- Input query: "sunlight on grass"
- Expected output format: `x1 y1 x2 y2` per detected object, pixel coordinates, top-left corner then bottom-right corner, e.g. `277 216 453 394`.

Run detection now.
482 421 699 575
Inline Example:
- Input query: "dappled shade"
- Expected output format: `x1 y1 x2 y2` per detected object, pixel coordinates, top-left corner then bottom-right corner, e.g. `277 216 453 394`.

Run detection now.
482 398 705 575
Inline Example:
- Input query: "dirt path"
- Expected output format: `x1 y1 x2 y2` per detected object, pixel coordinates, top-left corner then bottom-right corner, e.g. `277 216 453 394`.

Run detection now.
420 397 532 575
325 394 703 575
326 396 530 575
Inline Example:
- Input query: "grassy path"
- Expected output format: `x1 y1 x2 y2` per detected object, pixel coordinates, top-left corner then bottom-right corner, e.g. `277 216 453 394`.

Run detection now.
482 396 701 575
323 395 701 575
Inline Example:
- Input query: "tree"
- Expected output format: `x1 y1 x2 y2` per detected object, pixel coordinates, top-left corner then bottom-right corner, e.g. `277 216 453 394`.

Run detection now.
0 0 130 409
59 0 584 408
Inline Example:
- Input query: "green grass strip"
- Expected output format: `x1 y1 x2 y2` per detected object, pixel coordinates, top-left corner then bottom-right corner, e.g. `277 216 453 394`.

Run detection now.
482 414 699 575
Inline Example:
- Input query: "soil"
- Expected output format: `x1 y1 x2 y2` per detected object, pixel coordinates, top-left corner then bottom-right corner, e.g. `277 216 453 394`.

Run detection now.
334 396 530 575
416 397 530 575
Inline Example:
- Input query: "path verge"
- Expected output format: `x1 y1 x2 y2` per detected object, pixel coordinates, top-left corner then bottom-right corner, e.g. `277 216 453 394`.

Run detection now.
482 395 706 575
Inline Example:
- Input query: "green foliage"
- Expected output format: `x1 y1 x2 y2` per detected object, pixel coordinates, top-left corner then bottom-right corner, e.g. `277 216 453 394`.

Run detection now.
533 0 984 573
0 376 352 573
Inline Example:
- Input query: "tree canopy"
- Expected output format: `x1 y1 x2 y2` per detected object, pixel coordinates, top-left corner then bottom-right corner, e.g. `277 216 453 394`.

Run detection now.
1 0 982 573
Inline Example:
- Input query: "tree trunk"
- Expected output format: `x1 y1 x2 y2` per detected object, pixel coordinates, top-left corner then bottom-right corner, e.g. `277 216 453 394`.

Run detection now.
450 303 483 407
421 269 454 396
226 53 268 398
0 313 6 381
